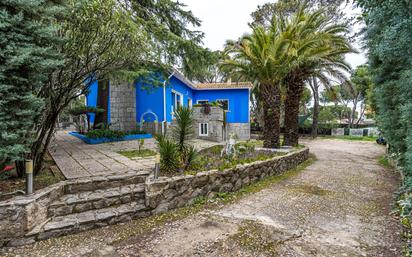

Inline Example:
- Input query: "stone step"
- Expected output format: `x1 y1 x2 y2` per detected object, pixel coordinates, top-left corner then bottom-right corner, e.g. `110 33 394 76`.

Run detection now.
48 184 146 217
63 171 149 194
27 202 149 243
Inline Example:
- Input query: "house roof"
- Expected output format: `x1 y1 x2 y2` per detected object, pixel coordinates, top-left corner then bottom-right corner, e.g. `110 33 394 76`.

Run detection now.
171 68 252 90
195 82 253 90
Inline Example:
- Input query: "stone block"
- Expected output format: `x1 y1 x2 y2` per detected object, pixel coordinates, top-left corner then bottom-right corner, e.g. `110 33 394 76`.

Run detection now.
349 128 364 137
332 128 345 136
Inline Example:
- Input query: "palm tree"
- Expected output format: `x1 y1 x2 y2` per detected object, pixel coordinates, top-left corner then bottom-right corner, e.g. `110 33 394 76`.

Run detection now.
282 5 354 146
222 22 289 148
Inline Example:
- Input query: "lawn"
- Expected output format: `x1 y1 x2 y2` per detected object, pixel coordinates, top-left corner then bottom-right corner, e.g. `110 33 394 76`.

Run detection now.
188 142 287 173
118 149 157 159
320 135 377 142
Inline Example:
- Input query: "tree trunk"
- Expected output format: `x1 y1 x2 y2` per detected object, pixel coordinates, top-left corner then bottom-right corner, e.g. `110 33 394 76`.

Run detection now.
33 111 59 175
93 79 110 129
310 77 320 138
349 97 358 128
284 78 304 146
260 83 281 148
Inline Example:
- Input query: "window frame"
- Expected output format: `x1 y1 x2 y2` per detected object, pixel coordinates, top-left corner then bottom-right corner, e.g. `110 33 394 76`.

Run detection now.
171 90 184 118
196 99 209 105
199 123 209 136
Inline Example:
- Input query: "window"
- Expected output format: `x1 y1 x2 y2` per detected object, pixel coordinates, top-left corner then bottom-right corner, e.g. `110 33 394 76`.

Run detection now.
171 90 183 116
196 100 209 105
199 123 208 136
216 99 229 111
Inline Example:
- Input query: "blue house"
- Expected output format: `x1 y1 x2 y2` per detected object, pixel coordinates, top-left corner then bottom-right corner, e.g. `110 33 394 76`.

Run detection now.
86 70 251 141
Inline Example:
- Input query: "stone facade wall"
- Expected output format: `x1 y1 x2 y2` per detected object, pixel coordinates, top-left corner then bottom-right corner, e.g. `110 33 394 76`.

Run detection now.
146 148 309 214
227 123 250 140
109 83 137 131
193 106 224 142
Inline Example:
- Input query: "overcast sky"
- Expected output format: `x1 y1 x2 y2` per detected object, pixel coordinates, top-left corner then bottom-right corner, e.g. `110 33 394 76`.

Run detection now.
180 0 367 69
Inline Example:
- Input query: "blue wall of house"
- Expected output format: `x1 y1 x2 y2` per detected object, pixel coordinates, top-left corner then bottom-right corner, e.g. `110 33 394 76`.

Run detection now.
193 89 249 123
87 74 250 127
85 80 111 124
135 80 164 123
165 76 195 122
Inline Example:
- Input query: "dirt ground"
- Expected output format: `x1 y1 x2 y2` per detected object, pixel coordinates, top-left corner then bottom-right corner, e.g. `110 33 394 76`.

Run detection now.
1 139 402 257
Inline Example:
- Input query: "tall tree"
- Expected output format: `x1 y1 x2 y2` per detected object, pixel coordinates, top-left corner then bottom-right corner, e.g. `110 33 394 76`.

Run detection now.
357 1 412 251
19 0 206 174
222 22 289 148
251 0 346 27
347 65 372 127
0 0 64 175
252 0 352 140
282 5 354 146
357 0 412 172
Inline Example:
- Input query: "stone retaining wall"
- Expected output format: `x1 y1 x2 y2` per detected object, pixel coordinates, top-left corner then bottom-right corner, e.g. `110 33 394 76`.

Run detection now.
0 148 308 246
145 147 309 214
0 171 149 246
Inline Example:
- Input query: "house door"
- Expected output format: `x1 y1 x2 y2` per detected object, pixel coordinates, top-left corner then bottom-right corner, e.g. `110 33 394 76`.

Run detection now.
187 98 192 108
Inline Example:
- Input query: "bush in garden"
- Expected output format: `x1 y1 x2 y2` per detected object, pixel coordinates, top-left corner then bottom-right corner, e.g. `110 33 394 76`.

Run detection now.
156 106 199 174
172 106 194 152
85 129 125 139
155 134 180 174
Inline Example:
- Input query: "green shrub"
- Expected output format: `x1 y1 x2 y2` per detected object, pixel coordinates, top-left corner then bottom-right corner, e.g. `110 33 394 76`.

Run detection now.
172 106 194 152
127 130 149 134
156 135 180 174
85 129 125 139
182 145 199 171
68 106 105 116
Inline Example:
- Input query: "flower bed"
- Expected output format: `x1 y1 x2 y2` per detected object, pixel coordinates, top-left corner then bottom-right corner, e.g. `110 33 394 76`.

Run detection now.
69 131 152 144
191 144 286 172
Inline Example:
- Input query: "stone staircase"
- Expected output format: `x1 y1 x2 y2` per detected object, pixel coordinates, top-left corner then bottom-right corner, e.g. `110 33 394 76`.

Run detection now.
18 172 151 245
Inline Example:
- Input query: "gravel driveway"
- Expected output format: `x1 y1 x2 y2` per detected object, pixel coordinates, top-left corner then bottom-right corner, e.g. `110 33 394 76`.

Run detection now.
2 139 402 256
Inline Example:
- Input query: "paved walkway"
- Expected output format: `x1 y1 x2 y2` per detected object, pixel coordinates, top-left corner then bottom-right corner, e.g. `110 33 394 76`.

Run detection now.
4 139 402 256
49 131 221 179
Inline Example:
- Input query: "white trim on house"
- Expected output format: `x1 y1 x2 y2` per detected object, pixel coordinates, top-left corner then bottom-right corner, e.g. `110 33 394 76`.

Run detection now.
171 89 183 119
196 99 209 105
199 123 209 136
247 88 251 122
187 97 193 108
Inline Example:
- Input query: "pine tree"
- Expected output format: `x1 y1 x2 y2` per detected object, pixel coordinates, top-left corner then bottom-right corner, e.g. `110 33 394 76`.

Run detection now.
0 0 63 175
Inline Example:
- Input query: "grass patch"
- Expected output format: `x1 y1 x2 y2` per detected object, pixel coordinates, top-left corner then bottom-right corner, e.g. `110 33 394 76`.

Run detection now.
321 135 377 142
230 221 281 256
286 184 332 196
118 149 157 159
378 155 391 168
186 143 286 174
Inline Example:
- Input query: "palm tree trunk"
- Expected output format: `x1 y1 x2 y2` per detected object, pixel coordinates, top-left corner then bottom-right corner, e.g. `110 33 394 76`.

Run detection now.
261 83 281 148
284 79 304 146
